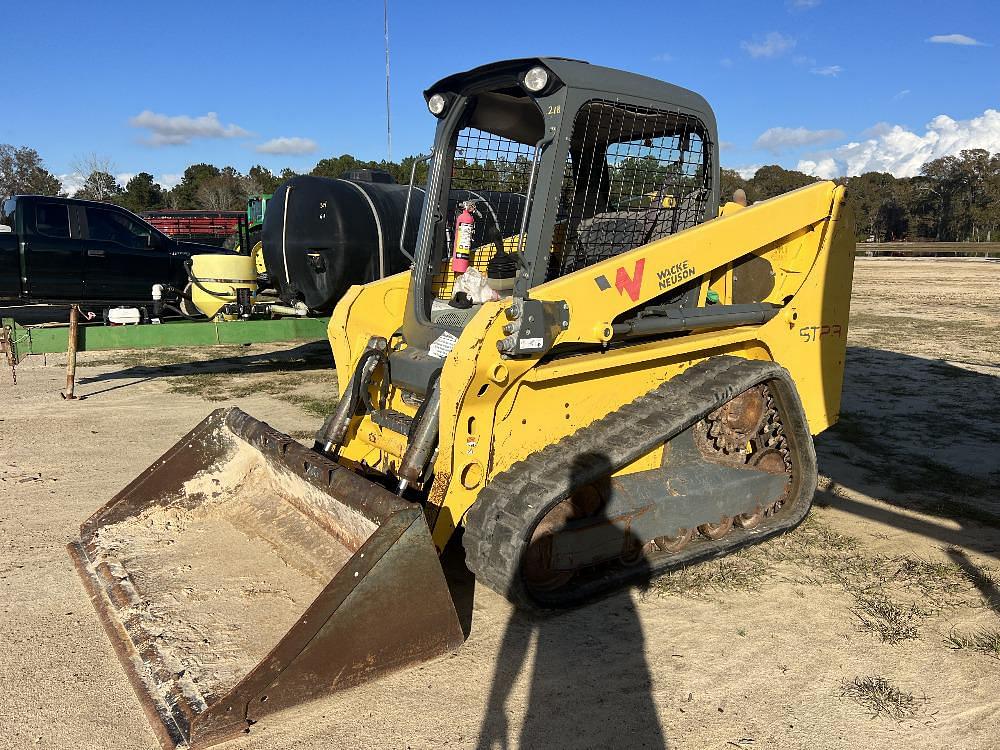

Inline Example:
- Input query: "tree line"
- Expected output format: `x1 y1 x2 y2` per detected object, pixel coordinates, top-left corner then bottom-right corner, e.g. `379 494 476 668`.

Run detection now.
2 142 998 242
723 149 1000 242
0 146 427 216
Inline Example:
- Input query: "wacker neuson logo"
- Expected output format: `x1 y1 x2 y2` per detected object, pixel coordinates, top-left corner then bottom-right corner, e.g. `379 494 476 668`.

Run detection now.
594 259 645 302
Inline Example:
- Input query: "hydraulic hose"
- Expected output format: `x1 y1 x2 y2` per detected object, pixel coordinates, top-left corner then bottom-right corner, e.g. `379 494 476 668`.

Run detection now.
313 337 388 455
184 259 235 300
161 302 201 321
407 368 441 442
397 371 442 493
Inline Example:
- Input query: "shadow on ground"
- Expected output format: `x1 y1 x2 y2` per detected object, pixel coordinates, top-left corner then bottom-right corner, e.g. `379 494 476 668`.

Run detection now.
814 345 1000 562
74 341 332 385
457 346 998 748
471 452 666 749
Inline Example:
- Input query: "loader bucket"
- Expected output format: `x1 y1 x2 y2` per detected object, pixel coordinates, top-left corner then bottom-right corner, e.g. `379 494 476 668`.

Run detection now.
68 407 464 750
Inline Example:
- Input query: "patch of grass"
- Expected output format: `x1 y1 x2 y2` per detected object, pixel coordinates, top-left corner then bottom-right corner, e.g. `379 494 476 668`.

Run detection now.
654 513 980 618
851 592 920 644
80 347 247 368
944 627 1000 658
741 514 863 588
280 394 340 419
889 557 972 601
768 513 859 555
653 551 769 598
167 374 231 401
165 366 339 420
955 558 1000 596
841 675 922 720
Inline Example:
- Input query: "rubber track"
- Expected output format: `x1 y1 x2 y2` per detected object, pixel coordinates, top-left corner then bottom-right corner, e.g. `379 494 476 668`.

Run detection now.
462 355 818 609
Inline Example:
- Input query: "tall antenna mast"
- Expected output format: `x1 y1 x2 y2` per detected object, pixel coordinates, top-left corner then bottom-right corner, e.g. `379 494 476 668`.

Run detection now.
383 0 392 161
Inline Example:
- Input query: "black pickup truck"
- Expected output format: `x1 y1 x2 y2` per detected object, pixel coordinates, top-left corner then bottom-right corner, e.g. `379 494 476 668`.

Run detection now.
0 195 224 304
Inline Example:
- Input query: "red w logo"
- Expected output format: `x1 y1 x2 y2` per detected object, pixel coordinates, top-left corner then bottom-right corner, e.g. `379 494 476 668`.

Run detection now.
615 259 645 302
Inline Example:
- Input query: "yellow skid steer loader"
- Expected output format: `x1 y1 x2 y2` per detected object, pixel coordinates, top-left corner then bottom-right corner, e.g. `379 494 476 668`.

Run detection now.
71 58 854 748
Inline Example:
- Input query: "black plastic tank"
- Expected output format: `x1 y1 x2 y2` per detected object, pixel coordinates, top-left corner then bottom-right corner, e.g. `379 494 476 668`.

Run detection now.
342 168 395 183
263 175 528 312
262 175 420 311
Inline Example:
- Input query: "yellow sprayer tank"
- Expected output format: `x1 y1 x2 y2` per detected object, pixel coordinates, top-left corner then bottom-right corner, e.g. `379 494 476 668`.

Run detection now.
189 254 258 319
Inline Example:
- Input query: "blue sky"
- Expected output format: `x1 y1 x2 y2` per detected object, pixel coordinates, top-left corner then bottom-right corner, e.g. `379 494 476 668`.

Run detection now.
4 0 997 191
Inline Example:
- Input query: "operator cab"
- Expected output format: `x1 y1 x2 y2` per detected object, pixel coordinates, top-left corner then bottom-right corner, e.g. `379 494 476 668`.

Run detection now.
401 57 719 353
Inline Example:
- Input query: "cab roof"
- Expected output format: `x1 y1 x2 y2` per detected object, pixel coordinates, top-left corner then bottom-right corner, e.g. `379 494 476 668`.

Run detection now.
424 57 715 122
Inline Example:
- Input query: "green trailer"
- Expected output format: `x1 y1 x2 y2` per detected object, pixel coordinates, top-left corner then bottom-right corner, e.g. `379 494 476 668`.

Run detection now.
1 313 329 392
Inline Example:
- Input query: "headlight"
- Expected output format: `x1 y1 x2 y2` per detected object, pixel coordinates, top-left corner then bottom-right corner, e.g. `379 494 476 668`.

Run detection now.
523 67 549 92
427 93 447 116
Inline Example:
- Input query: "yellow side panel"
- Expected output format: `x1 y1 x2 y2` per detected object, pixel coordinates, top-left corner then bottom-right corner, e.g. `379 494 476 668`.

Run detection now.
490 338 772 477
764 185 855 431
427 185 855 549
328 271 411 396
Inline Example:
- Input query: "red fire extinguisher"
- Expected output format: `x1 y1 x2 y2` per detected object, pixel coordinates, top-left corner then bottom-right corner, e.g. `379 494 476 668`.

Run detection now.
452 201 477 273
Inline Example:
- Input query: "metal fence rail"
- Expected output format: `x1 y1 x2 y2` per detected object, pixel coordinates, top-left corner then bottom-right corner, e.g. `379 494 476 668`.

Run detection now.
856 242 999 257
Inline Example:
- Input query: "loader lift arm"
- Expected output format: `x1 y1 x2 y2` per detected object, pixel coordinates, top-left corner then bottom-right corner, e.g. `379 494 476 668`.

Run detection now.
530 181 842 348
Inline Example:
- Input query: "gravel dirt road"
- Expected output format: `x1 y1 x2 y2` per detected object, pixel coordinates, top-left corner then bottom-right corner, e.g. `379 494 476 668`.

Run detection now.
1 259 997 749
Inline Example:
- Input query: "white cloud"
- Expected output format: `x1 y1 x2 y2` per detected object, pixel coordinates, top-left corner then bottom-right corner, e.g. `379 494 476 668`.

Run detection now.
787 0 820 8
861 122 894 138
158 173 183 190
129 110 250 146
734 165 762 179
754 126 845 153
254 137 318 155
57 172 142 194
57 173 85 195
927 34 985 46
796 158 839 179
651 52 673 62
61 170 184 193
797 108 1000 177
741 32 796 59
719 141 735 151
893 89 911 100
810 65 843 77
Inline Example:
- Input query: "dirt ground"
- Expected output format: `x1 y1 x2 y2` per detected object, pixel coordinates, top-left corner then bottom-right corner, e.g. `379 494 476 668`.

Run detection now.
1 258 998 749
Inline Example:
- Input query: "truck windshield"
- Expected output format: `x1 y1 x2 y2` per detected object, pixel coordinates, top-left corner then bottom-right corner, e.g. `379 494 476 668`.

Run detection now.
0 198 14 230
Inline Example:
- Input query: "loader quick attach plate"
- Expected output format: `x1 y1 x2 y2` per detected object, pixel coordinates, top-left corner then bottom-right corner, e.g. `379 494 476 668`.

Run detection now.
68 408 463 750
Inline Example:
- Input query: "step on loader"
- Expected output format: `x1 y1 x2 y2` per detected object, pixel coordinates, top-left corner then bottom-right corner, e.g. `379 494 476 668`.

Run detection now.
71 58 855 748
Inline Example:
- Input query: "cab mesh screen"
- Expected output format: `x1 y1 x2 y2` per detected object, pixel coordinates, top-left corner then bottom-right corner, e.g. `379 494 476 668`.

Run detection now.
547 100 712 279
432 128 534 300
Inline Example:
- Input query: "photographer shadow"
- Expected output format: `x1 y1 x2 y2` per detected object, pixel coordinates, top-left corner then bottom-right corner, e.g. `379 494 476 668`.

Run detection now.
476 452 667 749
